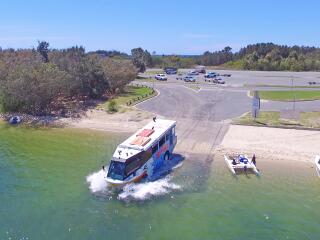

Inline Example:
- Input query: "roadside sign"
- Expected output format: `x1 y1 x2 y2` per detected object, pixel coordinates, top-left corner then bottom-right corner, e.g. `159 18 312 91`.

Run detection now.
252 91 260 119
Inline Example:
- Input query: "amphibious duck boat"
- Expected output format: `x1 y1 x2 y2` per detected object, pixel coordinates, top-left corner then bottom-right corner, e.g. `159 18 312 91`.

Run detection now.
105 118 177 187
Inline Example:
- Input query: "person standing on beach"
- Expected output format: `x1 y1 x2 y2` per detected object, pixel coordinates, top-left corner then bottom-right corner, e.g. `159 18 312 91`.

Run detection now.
252 154 256 166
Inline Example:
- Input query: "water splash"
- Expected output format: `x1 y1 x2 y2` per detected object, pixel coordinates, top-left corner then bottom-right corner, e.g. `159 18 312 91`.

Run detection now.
86 156 184 201
118 176 181 201
86 169 109 193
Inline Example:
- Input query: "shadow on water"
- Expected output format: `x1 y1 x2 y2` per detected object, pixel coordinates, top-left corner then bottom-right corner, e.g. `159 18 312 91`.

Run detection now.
148 153 185 181
168 153 214 194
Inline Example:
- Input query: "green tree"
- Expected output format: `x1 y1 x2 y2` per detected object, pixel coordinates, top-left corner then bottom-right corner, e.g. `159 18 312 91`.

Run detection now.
143 50 153 67
37 41 50 62
131 47 146 72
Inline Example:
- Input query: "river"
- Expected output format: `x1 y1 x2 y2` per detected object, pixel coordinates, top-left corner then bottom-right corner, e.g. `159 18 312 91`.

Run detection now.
0 123 319 240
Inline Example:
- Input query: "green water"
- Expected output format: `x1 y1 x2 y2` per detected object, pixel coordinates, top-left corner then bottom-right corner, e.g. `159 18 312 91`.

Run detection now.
0 123 319 240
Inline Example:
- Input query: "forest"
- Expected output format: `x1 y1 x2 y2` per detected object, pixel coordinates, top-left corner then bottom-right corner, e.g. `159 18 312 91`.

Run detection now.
132 43 320 71
0 42 137 115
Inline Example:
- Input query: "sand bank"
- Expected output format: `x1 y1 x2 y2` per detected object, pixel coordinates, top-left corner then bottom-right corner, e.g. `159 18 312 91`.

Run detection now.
58 108 154 133
217 125 320 163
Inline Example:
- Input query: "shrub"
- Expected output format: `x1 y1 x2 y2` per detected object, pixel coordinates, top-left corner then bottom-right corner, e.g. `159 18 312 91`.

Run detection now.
107 100 118 113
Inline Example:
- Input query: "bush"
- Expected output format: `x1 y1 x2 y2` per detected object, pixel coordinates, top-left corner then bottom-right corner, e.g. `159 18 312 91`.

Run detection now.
0 44 137 115
107 100 118 113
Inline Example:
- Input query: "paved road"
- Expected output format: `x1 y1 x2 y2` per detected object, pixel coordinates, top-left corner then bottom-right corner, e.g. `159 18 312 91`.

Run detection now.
137 84 249 155
136 70 320 155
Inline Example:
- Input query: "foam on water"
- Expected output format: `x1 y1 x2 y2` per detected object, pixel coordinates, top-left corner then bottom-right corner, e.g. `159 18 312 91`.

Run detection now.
86 169 109 193
118 176 181 201
86 159 183 201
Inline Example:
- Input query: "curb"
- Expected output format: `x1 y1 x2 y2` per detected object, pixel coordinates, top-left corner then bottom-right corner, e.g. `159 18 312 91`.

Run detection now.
126 84 158 106
232 123 320 132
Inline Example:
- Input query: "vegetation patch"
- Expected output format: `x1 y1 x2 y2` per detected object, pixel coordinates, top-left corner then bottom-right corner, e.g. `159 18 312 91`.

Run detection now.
251 90 320 101
107 100 118 113
245 84 320 89
99 85 156 112
222 60 245 70
144 70 163 75
234 111 320 129
135 76 155 82
0 41 137 116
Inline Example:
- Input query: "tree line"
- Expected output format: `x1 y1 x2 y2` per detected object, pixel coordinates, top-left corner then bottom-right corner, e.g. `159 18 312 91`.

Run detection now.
127 43 320 72
0 42 137 115
230 43 320 71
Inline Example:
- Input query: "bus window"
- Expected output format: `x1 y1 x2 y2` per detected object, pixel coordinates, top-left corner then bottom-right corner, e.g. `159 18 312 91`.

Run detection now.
152 144 158 154
159 136 165 147
141 149 152 162
107 161 125 180
124 150 152 177
165 132 170 142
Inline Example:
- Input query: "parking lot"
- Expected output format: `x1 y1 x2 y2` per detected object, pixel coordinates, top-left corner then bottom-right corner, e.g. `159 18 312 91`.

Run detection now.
136 69 320 154
144 68 320 88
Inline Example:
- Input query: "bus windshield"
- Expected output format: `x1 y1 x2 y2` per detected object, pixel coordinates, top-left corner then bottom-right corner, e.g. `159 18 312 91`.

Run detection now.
107 161 125 180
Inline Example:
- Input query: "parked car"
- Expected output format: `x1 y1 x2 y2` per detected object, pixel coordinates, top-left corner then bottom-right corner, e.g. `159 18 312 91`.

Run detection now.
308 81 317 85
204 72 217 79
176 74 183 80
221 74 231 77
214 78 225 84
164 67 178 75
184 76 196 82
155 74 167 81
188 70 199 76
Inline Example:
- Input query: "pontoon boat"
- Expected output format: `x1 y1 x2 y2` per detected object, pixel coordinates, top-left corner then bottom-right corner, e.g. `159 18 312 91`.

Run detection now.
224 154 260 175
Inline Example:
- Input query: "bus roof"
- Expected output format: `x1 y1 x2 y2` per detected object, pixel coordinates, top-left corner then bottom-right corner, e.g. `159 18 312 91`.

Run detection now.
112 119 176 160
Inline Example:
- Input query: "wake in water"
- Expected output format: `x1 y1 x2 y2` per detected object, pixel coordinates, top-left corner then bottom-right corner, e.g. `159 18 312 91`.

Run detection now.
118 176 181 202
86 157 184 201
86 169 110 194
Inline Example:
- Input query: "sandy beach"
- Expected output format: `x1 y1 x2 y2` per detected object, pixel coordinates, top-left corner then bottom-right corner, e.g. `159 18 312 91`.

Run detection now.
58 108 155 133
58 107 320 164
217 125 320 163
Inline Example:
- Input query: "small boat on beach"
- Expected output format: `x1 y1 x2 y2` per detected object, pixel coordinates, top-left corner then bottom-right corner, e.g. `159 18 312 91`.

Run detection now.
315 155 320 177
224 154 259 176
9 116 22 125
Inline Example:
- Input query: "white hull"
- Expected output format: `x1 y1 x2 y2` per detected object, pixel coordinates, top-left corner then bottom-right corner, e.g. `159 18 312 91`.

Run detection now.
315 155 320 177
106 170 147 187
224 155 259 176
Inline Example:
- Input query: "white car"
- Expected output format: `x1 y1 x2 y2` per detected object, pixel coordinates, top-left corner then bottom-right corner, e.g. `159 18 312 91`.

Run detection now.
188 70 199 76
155 74 167 81
184 76 196 82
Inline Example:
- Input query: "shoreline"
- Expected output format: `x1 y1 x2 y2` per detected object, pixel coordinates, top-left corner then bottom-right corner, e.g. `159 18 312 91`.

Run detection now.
2 109 320 165
217 125 320 163
55 108 154 133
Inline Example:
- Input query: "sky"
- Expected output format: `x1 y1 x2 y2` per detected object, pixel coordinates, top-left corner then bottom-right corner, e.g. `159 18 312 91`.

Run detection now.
0 0 319 54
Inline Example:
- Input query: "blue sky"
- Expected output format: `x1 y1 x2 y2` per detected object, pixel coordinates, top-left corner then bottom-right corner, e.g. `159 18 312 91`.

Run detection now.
0 0 319 54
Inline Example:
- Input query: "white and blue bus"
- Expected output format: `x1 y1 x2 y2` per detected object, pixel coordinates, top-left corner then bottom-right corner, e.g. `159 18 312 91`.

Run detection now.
105 119 177 187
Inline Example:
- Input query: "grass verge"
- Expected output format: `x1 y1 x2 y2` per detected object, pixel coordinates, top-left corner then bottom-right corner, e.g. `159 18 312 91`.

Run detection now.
234 111 320 129
99 85 157 113
250 90 320 101
245 84 320 89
